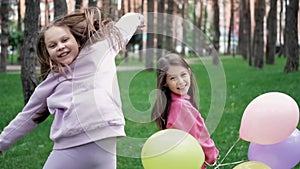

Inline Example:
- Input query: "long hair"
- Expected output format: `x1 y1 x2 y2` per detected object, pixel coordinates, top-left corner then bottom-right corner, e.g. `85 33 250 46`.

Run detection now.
32 7 124 123
36 7 124 80
151 53 198 129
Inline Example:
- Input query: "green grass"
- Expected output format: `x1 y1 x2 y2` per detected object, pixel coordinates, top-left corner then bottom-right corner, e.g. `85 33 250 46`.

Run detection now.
0 56 299 168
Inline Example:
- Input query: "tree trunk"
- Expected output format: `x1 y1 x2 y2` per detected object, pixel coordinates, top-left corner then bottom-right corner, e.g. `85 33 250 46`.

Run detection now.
146 0 154 70
88 0 98 7
266 0 277 64
181 0 189 55
244 0 252 63
54 0 67 18
205 2 209 35
237 0 245 56
165 0 174 52
0 0 9 72
252 0 265 68
226 0 234 55
193 0 199 53
20 0 40 104
277 0 284 57
138 0 144 62
17 0 22 31
284 0 299 72
199 0 205 55
127 0 131 12
75 0 83 10
238 0 251 61
157 0 165 60
210 0 220 64
213 0 220 52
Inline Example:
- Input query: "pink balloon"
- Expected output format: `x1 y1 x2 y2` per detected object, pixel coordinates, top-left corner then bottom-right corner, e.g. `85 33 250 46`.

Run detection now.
248 129 300 169
239 92 299 145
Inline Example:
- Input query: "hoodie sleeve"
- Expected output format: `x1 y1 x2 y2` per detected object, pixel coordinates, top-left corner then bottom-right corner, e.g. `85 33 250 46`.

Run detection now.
0 75 56 152
115 13 144 44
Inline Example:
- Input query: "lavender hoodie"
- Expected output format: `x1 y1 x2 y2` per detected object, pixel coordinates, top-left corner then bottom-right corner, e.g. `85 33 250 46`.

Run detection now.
0 13 143 151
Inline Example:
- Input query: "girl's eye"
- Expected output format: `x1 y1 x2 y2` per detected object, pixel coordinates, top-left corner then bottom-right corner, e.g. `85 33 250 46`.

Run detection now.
48 44 56 49
62 38 69 42
170 77 176 81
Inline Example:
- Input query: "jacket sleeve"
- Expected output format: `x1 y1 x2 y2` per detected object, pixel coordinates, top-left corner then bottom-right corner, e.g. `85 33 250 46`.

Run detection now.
196 113 219 165
115 13 144 44
166 102 219 165
0 78 52 152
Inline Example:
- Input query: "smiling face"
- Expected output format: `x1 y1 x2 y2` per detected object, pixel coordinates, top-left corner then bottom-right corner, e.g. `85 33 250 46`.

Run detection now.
166 65 191 95
44 26 79 66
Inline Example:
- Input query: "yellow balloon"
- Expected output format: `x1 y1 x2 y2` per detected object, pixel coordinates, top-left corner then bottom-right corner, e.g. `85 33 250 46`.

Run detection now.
141 129 204 169
233 161 271 169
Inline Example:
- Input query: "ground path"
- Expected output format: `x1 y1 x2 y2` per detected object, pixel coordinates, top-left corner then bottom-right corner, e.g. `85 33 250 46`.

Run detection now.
6 64 144 72
6 58 199 72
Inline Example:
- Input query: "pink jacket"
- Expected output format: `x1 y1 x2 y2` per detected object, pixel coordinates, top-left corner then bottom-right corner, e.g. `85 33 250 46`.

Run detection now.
166 93 219 168
0 13 143 152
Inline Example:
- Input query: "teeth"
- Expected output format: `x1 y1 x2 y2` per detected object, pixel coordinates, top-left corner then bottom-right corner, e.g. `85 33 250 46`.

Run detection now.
60 52 68 57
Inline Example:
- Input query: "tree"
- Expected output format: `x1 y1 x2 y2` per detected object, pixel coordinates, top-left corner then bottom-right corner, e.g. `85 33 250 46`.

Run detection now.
157 0 165 60
0 0 9 72
284 0 299 72
17 0 22 31
146 0 154 70
193 0 203 54
181 0 189 55
277 0 284 57
165 0 174 52
75 0 83 11
212 0 220 51
20 0 40 103
226 0 235 55
251 0 265 68
138 0 144 62
54 0 67 18
238 0 251 60
265 0 277 64
89 0 98 7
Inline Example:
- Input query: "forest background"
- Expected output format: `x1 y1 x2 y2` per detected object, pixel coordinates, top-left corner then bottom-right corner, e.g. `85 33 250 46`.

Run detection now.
0 0 300 168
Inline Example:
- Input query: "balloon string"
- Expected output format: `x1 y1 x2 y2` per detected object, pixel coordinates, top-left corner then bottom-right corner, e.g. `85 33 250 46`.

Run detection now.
214 137 241 169
215 160 245 167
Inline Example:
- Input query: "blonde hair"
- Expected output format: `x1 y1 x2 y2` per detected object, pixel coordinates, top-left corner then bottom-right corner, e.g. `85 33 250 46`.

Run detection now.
36 7 124 79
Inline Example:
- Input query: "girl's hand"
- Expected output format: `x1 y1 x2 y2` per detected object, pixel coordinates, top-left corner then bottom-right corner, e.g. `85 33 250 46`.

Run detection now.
138 14 145 29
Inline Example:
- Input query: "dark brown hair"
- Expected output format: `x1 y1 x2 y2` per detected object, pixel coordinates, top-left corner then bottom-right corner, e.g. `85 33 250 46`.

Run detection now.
151 53 198 129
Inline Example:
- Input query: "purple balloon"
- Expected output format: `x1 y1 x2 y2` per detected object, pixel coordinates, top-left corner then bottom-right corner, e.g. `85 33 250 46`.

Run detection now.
248 129 300 169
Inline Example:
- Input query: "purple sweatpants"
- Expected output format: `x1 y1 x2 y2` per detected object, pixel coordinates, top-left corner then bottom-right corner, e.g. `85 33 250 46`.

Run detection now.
43 137 117 169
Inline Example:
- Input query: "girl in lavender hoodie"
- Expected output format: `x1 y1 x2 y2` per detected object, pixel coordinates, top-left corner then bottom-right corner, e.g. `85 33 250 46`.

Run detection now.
0 7 144 169
151 53 219 169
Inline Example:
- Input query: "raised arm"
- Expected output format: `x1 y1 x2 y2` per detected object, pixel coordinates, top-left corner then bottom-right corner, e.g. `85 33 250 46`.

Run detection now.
115 13 144 44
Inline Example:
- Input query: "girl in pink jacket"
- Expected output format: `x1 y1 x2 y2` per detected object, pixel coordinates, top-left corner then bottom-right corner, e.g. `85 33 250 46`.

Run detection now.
0 7 144 169
151 53 219 169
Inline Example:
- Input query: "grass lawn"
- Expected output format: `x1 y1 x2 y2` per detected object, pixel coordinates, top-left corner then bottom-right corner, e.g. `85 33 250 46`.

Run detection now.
0 56 299 169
